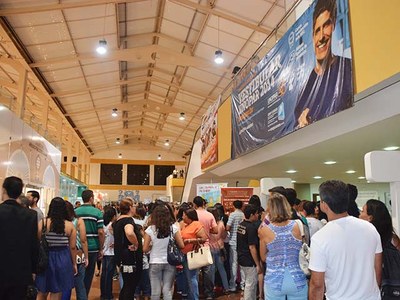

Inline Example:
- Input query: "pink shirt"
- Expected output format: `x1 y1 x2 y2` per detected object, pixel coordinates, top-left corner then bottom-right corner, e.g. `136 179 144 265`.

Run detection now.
196 209 217 241
209 220 226 250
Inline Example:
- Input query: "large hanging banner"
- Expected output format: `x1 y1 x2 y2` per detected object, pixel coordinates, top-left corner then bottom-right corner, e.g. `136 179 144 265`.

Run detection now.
196 182 228 206
221 187 253 213
231 0 353 158
201 96 220 169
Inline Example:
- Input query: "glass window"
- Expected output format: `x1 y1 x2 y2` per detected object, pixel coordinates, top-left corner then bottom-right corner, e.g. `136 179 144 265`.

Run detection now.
154 165 175 186
127 165 150 185
100 164 122 184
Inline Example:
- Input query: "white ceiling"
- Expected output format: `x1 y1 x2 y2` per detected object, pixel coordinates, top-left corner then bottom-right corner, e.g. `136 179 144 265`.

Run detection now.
1 0 398 186
0 0 291 157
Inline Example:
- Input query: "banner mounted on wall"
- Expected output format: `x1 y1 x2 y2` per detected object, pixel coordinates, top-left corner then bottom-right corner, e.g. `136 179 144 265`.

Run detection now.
221 187 253 213
231 0 353 158
196 182 228 207
201 96 220 169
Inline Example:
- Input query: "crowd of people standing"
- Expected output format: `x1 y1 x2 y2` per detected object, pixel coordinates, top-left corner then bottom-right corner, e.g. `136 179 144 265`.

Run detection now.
1 175 399 300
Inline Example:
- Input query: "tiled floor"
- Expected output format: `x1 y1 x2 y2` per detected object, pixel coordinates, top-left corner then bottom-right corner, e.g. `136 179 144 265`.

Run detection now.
71 273 244 300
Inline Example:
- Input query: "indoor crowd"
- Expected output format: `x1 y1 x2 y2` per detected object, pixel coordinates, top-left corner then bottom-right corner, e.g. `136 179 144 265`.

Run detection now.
0 176 398 300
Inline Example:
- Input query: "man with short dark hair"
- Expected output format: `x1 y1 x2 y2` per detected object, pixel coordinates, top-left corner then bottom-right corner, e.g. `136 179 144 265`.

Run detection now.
295 0 352 128
193 196 217 299
0 176 39 300
237 204 263 300
75 189 104 296
309 180 382 300
226 199 245 291
27 190 44 222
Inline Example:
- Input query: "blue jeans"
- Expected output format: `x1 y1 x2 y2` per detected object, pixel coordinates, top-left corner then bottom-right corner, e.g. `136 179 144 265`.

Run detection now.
265 269 308 300
61 264 87 300
85 252 98 295
100 256 115 300
210 248 229 291
149 263 176 300
182 255 199 300
176 267 187 297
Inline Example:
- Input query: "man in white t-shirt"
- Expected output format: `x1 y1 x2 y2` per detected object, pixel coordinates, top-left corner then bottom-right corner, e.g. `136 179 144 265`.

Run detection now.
309 180 382 300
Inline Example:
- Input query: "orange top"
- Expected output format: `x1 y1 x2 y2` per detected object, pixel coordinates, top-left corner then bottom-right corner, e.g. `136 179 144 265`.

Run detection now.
181 221 203 254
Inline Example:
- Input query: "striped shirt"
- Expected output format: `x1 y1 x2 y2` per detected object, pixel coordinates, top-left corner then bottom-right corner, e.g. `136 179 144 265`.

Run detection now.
227 209 244 246
46 231 69 248
75 204 104 252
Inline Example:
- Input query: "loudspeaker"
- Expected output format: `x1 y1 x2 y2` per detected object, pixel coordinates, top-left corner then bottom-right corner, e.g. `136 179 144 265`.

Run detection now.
63 156 67 162
72 156 77 163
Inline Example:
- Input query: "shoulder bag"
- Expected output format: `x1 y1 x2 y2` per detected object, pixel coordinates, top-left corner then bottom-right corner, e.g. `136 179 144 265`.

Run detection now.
187 243 213 270
295 219 310 276
167 227 184 266
37 219 49 274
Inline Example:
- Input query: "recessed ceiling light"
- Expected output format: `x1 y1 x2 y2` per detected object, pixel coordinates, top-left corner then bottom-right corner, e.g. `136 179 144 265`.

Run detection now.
324 160 337 165
115 138 121 144
118 153 122 158
164 139 170 146
286 169 297 174
111 108 118 117
345 170 356 174
358 176 366 179
313 176 322 179
179 112 186 121
291 180 296 183
383 146 399 151
158 154 162 160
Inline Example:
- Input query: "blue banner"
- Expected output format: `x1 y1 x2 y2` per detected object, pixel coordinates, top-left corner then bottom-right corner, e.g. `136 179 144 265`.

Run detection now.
231 0 353 158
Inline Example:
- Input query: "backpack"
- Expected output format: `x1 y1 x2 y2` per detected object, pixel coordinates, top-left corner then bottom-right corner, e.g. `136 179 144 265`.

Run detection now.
382 243 400 299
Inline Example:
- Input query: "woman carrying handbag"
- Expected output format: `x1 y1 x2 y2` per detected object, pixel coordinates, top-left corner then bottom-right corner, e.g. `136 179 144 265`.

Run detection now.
143 204 185 300
180 208 207 300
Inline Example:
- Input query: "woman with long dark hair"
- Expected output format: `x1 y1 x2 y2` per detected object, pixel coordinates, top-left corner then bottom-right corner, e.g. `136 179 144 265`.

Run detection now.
36 197 77 300
113 198 143 300
143 204 184 300
62 201 89 300
360 199 400 299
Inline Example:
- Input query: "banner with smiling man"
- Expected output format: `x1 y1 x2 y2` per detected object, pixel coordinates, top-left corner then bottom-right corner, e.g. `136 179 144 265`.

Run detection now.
231 0 353 158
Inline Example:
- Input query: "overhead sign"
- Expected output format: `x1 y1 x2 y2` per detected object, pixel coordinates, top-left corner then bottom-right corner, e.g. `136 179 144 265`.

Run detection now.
231 0 353 158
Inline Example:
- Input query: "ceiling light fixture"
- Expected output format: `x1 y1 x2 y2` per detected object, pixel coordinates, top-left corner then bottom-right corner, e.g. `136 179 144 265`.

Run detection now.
118 153 122 158
291 180 297 183
358 176 366 179
286 169 297 174
214 50 224 64
345 170 356 174
115 138 121 144
383 146 399 151
96 39 108 55
313 176 322 179
164 139 170 146
157 154 161 160
111 108 118 117
214 17 224 64
324 160 337 165
179 112 186 121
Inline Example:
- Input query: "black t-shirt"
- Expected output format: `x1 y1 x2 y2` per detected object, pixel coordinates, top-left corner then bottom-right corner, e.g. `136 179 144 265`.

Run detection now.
113 217 143 271
237 220 259 267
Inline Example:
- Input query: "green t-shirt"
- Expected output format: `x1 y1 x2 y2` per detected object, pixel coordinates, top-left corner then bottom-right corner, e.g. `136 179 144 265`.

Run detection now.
75 204 104 252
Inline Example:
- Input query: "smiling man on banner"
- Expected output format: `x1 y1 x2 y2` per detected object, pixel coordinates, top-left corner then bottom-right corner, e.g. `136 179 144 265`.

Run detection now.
295 0 353 128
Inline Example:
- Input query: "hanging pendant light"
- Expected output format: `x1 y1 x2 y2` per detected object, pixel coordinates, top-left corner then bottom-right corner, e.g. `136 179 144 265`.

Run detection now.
96 39 108 55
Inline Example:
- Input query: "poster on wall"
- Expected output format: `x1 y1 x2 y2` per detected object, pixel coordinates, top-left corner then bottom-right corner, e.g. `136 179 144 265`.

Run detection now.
201 96 220 169
221 187 253 213
231 0 353 158
197 183 228 206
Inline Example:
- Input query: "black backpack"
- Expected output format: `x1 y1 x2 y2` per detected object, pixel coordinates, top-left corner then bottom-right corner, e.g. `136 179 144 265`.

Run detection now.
382 243 400 299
